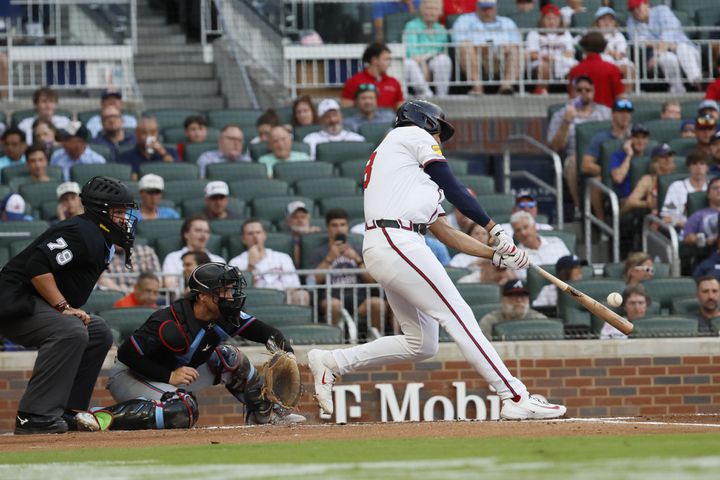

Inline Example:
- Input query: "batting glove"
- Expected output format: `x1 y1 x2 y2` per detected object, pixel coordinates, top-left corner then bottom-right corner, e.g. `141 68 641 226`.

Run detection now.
491 249 530 270
489 224 517 255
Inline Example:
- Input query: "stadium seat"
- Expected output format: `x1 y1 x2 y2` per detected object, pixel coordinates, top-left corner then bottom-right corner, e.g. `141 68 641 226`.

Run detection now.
645 119 683 143
136 219 184 243
0 220 48 247
139 162 199 182
383 12 415 43
83 290 125 314
244 305 313 326
144 109 202 130
681 99 701 119
0 246 9 266
671 297 699 315
657 173 689 214
281 324 344 345
249 141 310 162
445 266 471 283
207 162 267 181
88 143 113 163
319 195 364 217
184 142 217 164
455 283 500 305
70 164 132 185
475 194 514 222
2 164 63 185
575 121 612 165
629 156 651 187
358 123 391 147
631 316 698 338
338 160 366 185
99 307 157 344
207 109 263 129
695 7 720 39
631 102 663 123
571 11 595 28
226 231 293 259
602 262 671 279
252 195 315 224
273 161 334 184
11 109 73 126
162 179 209 204
643 277 697 312
209 219 248 237
229 178 290 202
712 317 720 333
538 230 576 253
181 197 246 217
155 234 223 262
471 303 501 322
446 157 471 176
675 0 716 14
0 184 11 201
9 238 33 257
294 178 359 200
456 175 495 195
558 279 626 329
293 125 322 140
668 138 698 157
162 126 220 144
315 142 375 165
509 11 540 29
493 319 565 341
242 288 287 309
686 191 707 217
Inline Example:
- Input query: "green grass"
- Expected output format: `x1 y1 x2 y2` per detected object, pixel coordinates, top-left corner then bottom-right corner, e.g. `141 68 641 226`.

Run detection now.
1 433 719 479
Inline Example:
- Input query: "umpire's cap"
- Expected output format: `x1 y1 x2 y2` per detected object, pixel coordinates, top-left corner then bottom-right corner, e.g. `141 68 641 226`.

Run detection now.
393 100 455 142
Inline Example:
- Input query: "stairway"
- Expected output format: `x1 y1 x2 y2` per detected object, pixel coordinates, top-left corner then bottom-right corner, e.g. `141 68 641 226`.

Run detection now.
133 2 225 111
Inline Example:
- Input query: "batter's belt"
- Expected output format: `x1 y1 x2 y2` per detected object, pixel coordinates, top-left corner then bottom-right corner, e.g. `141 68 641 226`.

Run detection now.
365 219 428 235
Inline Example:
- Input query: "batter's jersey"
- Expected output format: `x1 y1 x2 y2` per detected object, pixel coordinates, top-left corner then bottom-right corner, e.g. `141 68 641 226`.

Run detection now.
363 126 446 225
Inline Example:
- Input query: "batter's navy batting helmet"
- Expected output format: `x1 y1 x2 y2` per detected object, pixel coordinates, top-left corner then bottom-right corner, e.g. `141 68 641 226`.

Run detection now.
393 100 455 142
188 263 247 330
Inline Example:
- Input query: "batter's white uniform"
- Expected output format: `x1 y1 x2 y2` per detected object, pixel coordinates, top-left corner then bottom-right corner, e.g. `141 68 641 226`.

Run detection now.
327 126 528 401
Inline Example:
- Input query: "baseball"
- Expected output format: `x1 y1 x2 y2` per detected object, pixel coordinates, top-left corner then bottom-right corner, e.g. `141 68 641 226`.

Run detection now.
607 292 623 308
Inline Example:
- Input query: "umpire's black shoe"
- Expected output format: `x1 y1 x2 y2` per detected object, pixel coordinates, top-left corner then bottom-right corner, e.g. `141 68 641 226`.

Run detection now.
15 412 68 435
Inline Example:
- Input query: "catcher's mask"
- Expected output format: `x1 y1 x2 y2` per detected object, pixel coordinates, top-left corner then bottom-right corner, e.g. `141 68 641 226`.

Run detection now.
188 262 247 330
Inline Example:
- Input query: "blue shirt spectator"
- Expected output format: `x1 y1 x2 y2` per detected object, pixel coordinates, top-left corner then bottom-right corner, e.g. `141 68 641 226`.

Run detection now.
0 154 25 170
117 146 179 177
451 9 521 46
626 4 691 45
693 250 720 281
426 236 451 266
50 125 106 181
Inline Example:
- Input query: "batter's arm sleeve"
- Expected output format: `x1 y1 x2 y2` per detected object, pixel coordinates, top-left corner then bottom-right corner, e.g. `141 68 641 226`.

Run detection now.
425 161 492 228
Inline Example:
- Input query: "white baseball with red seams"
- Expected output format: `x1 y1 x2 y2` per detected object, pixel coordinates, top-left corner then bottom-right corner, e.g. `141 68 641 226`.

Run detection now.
308 125 566 420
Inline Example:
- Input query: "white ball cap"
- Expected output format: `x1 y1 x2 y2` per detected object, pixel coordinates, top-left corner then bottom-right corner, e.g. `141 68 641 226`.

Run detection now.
205 180 229 198
317 98 341 118
56 181 81 200
138 174 165 192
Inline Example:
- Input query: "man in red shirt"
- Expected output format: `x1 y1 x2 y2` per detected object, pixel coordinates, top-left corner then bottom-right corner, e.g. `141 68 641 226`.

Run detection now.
114 272 160 309
568 32 623 109
706 60 720 102
341 43 404 109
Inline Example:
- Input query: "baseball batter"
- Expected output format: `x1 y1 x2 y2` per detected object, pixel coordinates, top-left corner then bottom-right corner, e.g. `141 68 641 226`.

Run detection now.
309 100 567 420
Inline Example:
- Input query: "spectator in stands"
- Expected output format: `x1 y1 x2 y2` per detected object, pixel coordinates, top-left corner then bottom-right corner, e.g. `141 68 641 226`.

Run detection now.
623 252 655 288
526 4 577 96
117 117 179 180
582 98 633 219
259 126 311 177
568 31 623 109
450 223 518 285
698 100 720 121
452 0 521 95
694 276 720 335
402 0 452 98
249 109 281 145
302 99 365 160
693 234 720 281
500 192 553 235
177 115 209 161
706 60 720 102
626 0 701 94
181 250 212 291
661 149 710 230
31 118 59 156
54 181 83 222
229 218 309 305
709 131 720 174
515 0 535 13
132 174 180 221
341 43 404 109
372 0 419 43
0 193 32 221
479 279 547 339
203 180 242 220
694 115 717 157
17 87 71 144
559 0 585 27
510 210 570 280
91 105 135 162
441 0 475 26
683 178 720 250
547 75 611 212
286 200 322 267
594 7 635 91
610 123 652 202
50 125 105 181
0 127 26 169
97 244 161 293
600 284 650 339
345 84 396 133
681 120 696 139
84 90 137 138
621 143 676 218
310 208 387 330
24 145 50 184
113 272 160 309
162 215 224 277
291 96 318 129
197 125 250 178
534 255 586 309
660 100 682 120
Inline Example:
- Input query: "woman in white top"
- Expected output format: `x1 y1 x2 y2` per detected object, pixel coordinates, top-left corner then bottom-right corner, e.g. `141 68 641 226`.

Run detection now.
526 4 577 95
594 7 635 91
600 284 650 339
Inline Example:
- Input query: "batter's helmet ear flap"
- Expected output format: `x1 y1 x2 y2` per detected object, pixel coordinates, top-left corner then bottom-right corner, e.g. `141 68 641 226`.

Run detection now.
393 100 455 142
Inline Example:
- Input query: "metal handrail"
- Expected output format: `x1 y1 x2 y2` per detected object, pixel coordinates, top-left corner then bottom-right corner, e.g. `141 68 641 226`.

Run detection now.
583 177 620 264
642 214 681 276
502 134 564 229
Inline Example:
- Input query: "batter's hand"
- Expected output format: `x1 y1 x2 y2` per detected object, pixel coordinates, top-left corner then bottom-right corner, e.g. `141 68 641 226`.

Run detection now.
169 366 199 386
491 249 529 270
63 307 91 326
489 224 517 255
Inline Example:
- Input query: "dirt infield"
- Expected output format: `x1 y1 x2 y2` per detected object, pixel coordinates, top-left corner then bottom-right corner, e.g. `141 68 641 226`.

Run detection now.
1 415 719 452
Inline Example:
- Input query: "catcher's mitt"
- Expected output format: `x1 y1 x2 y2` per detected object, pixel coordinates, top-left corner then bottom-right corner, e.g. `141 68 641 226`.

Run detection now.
261 351 302 409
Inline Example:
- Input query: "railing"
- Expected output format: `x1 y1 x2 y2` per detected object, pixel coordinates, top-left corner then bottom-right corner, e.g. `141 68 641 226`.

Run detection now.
642 214 681 277
583 177 620 264
502 134 564 230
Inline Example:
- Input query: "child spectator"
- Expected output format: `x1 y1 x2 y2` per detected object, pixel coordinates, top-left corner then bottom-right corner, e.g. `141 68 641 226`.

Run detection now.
526 4 576 95
291 96 318 129
594 7 635 91
600 284 650 339
661 149 710 230
177 115 209 161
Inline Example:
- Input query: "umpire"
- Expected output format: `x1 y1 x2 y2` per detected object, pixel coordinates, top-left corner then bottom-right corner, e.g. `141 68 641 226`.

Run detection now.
0 176 138 434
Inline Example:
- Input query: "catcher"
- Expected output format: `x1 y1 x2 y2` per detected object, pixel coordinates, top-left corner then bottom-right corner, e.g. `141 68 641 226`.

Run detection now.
71 262 303 431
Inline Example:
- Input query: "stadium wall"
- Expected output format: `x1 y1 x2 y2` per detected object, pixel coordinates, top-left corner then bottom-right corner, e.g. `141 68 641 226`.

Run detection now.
0 339 719 432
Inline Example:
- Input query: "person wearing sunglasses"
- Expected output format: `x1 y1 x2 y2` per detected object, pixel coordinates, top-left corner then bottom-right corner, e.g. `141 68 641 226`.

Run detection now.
694 115 718 157
344 83 396 134
623 252 655 288
568 31 623 109
500 192 553 236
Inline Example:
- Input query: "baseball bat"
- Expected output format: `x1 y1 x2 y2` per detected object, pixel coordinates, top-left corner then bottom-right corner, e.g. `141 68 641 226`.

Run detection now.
529 263 634 335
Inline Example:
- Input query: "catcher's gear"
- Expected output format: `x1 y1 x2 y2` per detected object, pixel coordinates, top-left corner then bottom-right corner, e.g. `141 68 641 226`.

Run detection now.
393 100 455 142
489 224 517 256
261 350 302 410
188 262 247 331
491 249 530 270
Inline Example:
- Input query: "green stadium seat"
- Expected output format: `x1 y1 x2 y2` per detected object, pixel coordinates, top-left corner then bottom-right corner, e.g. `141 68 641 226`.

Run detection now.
631 102 663 123
207 162 267 181
77 109 99 125
281 324 344 345
181 197 245 217
509 11 540 29
229 179 289 202
686 191 708 217
668 138 699 157
338 160 366 185
244 305 313 326
315 142 375 165
643 277 697 312
162 126 220 144
294 178 359 200
2 164 61 185
9 238 33 257
88 144 113 163
11 109 73 126
83 290 125 314
276 106 293 124
602 262 671 279
0 184 11 201
571 11 595 28
242 288 287 309
446 157 471 176
456 283 500 305
629 155 651 187
184 142 217 164
144 109 203 130
456 175 495 195
249 142 310 162
0 246 9 267
358 123 391 147
681 99 701 119
0 220 48 247
546 103 565 125
273 161 334 184
138 162 199 181
293 125 322 140
674 0 716 14
631 316 698 338
645 119 683 143
538 230 577 253
162 179 209 204
657 173 688 214
695 7 720 39
155 234 223 263
70 164 132 185
99 307 157 344
226 231 293 259
207 109 262 129
493 319 565 341
136 219 184 243
209 219 247 237
445 266 471 283
383 11 415 43
575 121 612 165
671 297 699 315
471 303 501 321
252 195 315 224
558 279 626 329
475 194 514 222
319 195 364 217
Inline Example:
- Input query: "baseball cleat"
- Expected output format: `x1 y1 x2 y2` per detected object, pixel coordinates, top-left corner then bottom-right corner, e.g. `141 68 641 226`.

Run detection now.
74 412 101 432
500 393 567 420
307 349 335 415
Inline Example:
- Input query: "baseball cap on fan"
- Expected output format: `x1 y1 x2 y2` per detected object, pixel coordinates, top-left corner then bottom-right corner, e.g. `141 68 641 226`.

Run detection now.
287 200 308 216
1 193 28 221
56 181 81 200
138 174 165 192
317 99 341 118
477 0 497 8
502 279 529 296
556 255 588 274
627 0 648 10
205 181 230 198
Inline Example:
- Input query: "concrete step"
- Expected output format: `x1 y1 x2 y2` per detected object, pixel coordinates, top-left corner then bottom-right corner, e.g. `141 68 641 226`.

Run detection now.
135 63 215 81
135 43 203 56
137 24 182 36
144 96 226 111
137 33 188 45
135 52 207 64
139 79 219 97
136 16 167 27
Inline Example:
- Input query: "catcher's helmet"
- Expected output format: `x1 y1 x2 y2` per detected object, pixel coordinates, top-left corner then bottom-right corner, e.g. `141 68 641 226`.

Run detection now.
188 262 247 330
393 100 455 142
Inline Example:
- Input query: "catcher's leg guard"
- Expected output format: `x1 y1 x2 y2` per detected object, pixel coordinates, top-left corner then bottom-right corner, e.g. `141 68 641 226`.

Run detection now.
91 390 199 430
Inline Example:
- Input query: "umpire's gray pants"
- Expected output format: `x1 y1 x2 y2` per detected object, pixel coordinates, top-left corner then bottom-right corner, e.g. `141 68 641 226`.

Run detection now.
0 296 113 418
